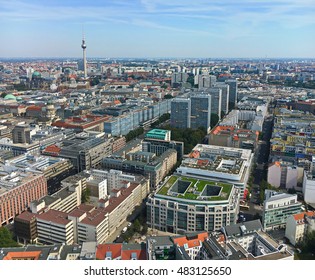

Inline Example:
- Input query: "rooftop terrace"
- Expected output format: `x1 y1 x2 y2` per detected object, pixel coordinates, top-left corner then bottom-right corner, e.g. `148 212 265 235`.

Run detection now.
156 175 233 201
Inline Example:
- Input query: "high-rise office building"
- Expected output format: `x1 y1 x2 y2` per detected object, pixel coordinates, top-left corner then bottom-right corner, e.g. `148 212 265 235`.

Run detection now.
171 72 188 86
170 98 191 129
171 96 212 131
197 75 216 89
225 79 238 108
208 88 222 119
190 95 212 132
213 83 229 115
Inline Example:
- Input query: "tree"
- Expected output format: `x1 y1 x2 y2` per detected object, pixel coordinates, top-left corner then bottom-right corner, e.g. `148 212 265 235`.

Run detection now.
288 188 297 194
0 227 20 248
210 113 219 128
81 188 91 203
133 219 141 233
90 77 100 86
125 127 144 142
164 94 173 99
160 126 207 154
298 231 315 259
259 180 278 203
150 113 170 128
141 224 148 235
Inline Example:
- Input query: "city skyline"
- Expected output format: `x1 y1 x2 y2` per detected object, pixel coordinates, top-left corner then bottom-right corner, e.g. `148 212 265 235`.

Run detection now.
0 0 315 58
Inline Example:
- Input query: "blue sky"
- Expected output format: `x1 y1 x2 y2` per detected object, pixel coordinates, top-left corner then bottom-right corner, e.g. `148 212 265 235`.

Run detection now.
0 0 315 58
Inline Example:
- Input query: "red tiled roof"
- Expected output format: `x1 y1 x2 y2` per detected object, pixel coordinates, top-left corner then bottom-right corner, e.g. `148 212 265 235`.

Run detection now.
104 183 139 214
293 211 315 221
3 251 42 260
15 211 38 222
197 159 209 166
37 209 72 226
42 144 61 154
80 208 107 227
173 232 208 249
76 204 95 213
26 105 43 111
96 244 122 260
189 150 200 158
211 126 235 135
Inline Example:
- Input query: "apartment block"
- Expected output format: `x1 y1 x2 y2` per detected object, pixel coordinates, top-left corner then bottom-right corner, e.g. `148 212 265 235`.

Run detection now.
267 161 303 190
103 149 177 188
0 170 47 226
36 209 74 245
285 211 315 246
209 126 258 151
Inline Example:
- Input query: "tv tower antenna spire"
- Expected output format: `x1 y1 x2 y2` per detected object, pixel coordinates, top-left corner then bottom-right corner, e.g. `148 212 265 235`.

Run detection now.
81 25 87 79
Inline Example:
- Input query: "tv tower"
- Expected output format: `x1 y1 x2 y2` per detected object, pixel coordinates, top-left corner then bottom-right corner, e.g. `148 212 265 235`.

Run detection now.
81 30 87 79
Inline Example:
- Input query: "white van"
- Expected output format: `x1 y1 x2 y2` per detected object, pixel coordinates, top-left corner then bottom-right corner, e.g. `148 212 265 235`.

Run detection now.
122 227 127 233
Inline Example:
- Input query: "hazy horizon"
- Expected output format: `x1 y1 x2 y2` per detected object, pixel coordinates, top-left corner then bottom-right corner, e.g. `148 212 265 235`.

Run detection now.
1 0 315 58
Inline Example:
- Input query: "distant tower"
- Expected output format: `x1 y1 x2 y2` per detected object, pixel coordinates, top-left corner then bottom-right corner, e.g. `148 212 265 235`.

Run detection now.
46 100 56 120
81 33 87 78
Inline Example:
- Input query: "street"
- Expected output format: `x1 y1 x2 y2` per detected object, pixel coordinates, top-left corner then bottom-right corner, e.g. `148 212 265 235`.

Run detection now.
243 114 274 221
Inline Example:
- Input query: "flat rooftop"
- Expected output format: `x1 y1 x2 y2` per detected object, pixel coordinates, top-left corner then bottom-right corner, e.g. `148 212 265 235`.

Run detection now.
145 129 169 137
0 170 43 195
6 154 67 171
179 144 252 176
156 175 233 201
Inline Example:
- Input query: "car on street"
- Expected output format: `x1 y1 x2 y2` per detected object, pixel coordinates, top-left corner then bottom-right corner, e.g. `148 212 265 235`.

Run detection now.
122 227 128 233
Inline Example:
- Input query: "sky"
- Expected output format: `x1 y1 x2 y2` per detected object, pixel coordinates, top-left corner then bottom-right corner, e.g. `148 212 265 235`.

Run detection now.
0 0 315 58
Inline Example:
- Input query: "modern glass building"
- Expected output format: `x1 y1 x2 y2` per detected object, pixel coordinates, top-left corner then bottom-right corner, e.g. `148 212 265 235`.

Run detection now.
262 192 302 230
190 95 212 132
170 98 191 129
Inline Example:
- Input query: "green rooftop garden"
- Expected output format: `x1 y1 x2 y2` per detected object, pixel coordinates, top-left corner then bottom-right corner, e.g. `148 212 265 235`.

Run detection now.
156 175 233 201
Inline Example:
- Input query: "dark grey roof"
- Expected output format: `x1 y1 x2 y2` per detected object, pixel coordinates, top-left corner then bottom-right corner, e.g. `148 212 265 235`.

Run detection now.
147 236 174 248
60 245 82 260
202 236 226 260
223 219 262 238
122 243 146 251
226 243 248 260
175 246 190 260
